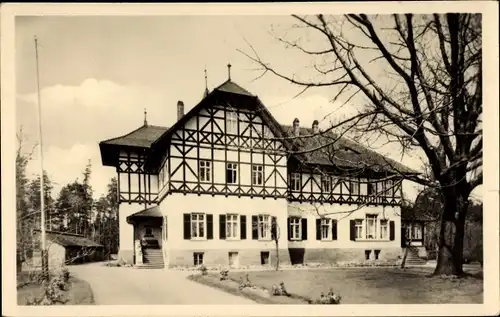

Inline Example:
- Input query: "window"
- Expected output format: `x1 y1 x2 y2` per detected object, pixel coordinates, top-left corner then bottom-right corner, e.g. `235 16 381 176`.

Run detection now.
260 251 270 265
355 219 364 239
321 218 331 240
226 214 239 239
290 173 301 191
290 217 301 240
226 163 238 184
367 182 375 195
366 214 377 239
191 213 205 238
380 219 388 239
321 176 331 192
252 165 263 186
413 223 422 240
227 112 238 134
258 215 271 240
386 179 394 197
199 160 211 182
193 252 204 266
350 181 360 195
228 252 239 267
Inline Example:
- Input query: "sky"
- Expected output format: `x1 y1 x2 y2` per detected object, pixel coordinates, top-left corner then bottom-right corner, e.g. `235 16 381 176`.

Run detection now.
15 15 480 202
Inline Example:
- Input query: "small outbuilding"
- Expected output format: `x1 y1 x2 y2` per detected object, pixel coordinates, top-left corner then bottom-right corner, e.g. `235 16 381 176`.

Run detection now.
31 230 105 269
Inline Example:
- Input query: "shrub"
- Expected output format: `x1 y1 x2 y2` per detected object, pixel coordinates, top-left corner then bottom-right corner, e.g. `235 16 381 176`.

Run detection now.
271 281 290 297
308 288 341 304
199 264 208 276
238 274 252 290
219 268 229 281
60 267 70 283
25 277 69 306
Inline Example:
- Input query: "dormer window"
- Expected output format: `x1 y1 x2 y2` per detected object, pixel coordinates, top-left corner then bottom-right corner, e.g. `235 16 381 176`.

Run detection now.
227 111 238 134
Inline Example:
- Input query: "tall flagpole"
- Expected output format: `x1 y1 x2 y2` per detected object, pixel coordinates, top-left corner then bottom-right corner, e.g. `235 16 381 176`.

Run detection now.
34 35 48 279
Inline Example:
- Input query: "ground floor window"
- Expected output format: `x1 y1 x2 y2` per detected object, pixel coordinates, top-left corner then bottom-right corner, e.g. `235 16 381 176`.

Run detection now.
260 251 270 265
258 215 271 240
228 252 239 267
193 252 204 266
321 218 331 240
380 219 388 239
290 217 301 240
355 219 363 239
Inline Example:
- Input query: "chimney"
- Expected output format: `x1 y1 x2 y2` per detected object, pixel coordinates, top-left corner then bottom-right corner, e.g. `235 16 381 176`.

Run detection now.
312 120 319 134
293 118 300 137
177 101 184 121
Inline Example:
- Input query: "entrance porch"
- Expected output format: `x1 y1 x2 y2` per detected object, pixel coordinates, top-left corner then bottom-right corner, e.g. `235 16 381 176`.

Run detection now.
126 206 166 268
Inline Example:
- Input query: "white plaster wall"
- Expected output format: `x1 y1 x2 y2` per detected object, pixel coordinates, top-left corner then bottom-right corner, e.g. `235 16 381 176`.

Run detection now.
159 194 288 250
119 203 147 251
287 202 401 249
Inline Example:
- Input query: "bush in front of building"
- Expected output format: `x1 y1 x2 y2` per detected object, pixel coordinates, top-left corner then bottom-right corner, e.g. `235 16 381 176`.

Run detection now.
308 288 342 304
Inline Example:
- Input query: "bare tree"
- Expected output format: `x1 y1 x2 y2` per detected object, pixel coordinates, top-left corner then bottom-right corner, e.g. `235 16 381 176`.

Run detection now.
241 13 482 276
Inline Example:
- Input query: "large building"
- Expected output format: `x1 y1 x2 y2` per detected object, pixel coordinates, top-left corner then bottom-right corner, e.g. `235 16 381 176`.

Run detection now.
99 68 419 269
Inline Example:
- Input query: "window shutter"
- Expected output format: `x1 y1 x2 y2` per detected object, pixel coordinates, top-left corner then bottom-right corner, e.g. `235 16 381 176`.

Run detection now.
183 214 191 240
349 220 356 241
301 218 307 240
332 220 337 240
271 216 277 240
389 221 395 241
207 214 213 240
240 215 247 239
219 215 226 239
252 216 258 240
316 218 321 240
287 218 291 240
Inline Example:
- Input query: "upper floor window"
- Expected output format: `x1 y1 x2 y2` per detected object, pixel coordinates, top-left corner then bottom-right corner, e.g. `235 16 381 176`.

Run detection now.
226 163 238 184
350 181 360 195
367 182 375 196
366 214 377 239
252 164 263 186
290 173 301 191
227 111 238 134
386 179 394 197
321 175 331 193
199 160 211 182
191 213 205 239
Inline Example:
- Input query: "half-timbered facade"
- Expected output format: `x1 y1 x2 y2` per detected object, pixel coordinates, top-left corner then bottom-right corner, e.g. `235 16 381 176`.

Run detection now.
99 69 415 268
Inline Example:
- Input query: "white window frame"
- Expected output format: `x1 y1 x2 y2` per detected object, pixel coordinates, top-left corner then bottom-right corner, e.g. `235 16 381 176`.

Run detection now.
413 223 423 240
226 162 238 184
380 219 388 240
193 252 204 266
290 173 301 191
321 218 332 240
252 164 263 186
290 217 302 240
191 213 206 240
355 219 364 240
321 175 331 193
365 214 378 240
367 182 375 196
226 214 239 240
199 160 211 183
227 111 238 134
258 215 272 240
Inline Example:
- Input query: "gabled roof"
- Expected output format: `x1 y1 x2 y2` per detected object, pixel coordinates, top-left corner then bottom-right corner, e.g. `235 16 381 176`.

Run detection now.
281 125 417 174
100 124 168 148
126 205 163 223
214 80 254 96
38 230 103 248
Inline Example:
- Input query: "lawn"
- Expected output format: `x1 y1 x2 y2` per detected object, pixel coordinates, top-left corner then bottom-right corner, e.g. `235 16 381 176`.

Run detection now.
229 266 483 304
17 271 94 305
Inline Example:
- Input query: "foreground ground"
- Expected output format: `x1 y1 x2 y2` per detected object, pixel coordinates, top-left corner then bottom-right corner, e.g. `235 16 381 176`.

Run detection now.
17 271 94 305
228 265 483 304
68 262 256 305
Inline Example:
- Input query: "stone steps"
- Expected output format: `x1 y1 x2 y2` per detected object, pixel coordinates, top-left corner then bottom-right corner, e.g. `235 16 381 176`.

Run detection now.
141 248 164 268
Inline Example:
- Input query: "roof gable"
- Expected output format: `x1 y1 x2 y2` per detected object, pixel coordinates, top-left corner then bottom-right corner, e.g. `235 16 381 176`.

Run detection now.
100 124 168 148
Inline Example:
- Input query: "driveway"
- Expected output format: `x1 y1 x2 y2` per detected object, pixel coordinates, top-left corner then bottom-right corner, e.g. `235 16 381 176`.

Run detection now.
69 262 256 305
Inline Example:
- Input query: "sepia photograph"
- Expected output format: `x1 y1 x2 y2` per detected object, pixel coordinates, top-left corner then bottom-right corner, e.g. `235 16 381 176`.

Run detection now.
1 2 499 316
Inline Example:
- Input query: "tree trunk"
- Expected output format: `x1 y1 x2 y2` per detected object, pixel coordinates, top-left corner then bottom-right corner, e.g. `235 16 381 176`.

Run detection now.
433 191 469 276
